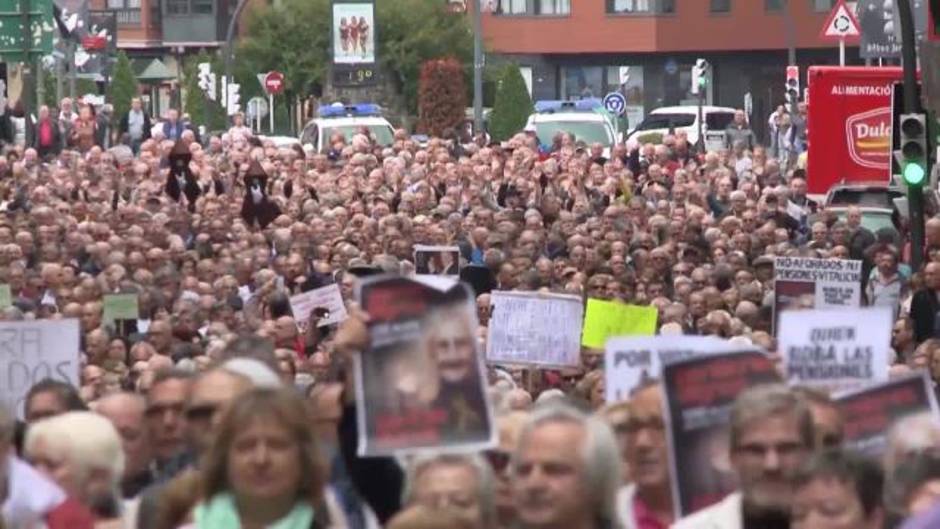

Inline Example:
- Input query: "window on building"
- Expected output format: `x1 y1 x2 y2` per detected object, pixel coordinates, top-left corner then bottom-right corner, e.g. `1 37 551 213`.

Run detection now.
765 0 783 10
710 0 731 13
191 0 212 15
127 0 141 8
607 0 674 14
106 0 124 8
537 0 569 14
813 0 834 11
494 0 569 14
166 0 188 15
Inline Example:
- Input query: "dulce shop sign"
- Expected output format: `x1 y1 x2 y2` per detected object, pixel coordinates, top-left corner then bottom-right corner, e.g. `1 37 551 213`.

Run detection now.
845 107 891 169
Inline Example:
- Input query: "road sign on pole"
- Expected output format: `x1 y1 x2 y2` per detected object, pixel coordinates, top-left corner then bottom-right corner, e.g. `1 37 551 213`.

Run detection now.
820 0 861 39
820 0 860 66
603 92 626 116
263 71 285 95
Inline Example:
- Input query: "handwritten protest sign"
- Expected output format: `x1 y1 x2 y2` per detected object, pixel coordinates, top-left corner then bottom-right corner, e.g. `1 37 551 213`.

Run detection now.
103 294 139 323
486 291 584 368
0 320 80 417
605 336 751 403
581 299 657 349
663 349 780 518
835 372 940 458
355 276 494 456
778 307 891 391
290 284 348 330
773 256 861 333
0 285 11 309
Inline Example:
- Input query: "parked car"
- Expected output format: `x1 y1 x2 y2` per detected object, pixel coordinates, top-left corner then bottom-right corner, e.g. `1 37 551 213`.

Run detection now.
626 105 736 149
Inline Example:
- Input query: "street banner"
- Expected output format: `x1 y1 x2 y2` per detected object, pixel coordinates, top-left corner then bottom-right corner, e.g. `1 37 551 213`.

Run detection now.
290 284 348 331
773 256 862 334
835 372 940 458
663 350 780 518
778 307 892 391
486 291 583 368
413 245 461 276
604 336 754 403
355 275 494 456
331 0 377 87
103 293 139 323
581 299 657 349
0 320 80 417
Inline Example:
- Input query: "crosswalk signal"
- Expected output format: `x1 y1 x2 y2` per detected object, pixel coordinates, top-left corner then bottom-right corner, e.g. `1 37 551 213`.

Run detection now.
691 59 708 96
899 113 928 186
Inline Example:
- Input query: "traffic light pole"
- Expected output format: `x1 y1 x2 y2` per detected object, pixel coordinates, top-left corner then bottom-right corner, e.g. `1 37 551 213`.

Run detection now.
899 0 925 270
697 88 704 154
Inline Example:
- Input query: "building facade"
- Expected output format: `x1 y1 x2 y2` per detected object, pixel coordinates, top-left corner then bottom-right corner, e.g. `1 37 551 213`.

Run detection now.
481 0 858 140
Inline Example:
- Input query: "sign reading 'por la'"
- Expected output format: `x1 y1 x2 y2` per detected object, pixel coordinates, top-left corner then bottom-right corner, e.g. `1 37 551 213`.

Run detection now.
0 320 80 417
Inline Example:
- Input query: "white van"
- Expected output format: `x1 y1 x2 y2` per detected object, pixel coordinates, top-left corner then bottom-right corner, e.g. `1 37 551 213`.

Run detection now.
299 103 395 154
526 99 619 158
627 105 736 150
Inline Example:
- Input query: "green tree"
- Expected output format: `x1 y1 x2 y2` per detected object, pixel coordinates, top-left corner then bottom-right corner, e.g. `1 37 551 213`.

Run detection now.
489 64 532 141
417 57 466 137
376 0 472 115
110 51 138 125
238 0 330 133
238 0 473 125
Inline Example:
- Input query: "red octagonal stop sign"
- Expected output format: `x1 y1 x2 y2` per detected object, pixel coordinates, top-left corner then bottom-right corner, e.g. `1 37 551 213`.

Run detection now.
264 71 285 95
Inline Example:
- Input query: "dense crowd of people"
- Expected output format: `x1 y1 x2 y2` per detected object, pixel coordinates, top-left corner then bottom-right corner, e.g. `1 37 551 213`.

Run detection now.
0 93 938 529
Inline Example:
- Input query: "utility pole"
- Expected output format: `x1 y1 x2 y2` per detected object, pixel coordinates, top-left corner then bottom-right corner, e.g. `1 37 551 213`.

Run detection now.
783 0 797 66
471 0 483 136
67 41 76 99
899 0 925 270
224 0 251 125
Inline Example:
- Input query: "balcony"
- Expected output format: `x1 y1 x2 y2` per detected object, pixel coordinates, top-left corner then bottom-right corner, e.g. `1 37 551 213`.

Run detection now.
115 8 142 25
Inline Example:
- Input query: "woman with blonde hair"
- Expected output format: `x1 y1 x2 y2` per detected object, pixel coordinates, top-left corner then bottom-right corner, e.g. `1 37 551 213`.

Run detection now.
188 388 332 529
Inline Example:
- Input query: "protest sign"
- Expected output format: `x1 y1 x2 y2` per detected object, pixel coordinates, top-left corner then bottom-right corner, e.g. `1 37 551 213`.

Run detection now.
778 307 891 391
0 319 80 416
773 256 862 333
289 284 348 330
0 284 10 309
581 299 657 349
413 245 461 275
355 275 494 456
835 372 940 458
663 349 780 518
103 293 139 323
605 336 746 403
486 291 584 368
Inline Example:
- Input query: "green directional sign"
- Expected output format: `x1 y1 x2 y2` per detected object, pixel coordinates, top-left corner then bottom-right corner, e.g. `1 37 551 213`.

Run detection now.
0 0 55 62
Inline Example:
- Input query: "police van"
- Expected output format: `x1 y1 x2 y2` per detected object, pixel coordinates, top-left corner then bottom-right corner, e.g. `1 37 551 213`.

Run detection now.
525 99 620 158
299 103 396 154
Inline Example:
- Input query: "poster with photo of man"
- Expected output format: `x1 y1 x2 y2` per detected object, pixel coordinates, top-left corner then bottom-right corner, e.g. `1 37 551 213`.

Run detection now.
354 275 494 456
414 245 461 276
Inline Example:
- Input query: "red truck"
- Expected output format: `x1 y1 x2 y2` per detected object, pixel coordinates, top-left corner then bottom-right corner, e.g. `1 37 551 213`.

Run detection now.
806 66 901 195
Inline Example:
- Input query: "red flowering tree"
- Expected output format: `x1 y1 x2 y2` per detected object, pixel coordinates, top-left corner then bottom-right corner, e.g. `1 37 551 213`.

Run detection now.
417 57 467 137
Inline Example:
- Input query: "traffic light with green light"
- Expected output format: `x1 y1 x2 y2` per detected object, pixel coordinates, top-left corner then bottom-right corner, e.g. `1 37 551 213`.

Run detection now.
899 113 928 186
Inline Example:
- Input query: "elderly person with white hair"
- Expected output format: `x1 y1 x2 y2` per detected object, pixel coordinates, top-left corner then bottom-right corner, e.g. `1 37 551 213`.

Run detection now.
402 453 495 529
24 411 131 526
